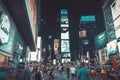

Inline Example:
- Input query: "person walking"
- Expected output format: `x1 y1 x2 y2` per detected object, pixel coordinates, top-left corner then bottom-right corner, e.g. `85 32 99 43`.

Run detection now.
70 64 76 80
77 63 89 80
17 63 31 80
0 61 8 80
35 65 44 80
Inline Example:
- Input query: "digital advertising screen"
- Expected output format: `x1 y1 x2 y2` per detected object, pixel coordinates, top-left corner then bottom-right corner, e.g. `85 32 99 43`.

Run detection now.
114 16 120 39
62 58 70 63
61 40 70 52
79 30 86 38
82 39 89 45
111 0 120 21
95 31 107 49
0 11 15 54
61 31 69 39
30 52 37 61
60 18 69 27
107 29 116 42
80 15 95 23
61 9 68 16
107 39 118 55
62 53 71 57
117 42 120 53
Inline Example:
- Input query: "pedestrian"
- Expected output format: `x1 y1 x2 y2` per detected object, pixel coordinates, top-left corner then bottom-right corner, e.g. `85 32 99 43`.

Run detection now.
70 64 76 80
17 63 31 80
35 65 44 80
77 63 89 80
0 61 8 80
66 64 70 79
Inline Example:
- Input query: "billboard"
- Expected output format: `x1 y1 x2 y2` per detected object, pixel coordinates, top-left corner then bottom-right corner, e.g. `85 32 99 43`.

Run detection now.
95 31 107 49
98 48 106 64
60 9 69 27
62 58 70 63
111 0 120 21
54 39 59 51
79 30 86 38
107 29 116 42
0 11 15 54
25 0 37 42
60 18 69 27
61 31 69 39
30 52 37 61
62 53 71 57
114 16 120 39
107 39 118 55
61 9 68 16
61 40 70 52
80 15 95 23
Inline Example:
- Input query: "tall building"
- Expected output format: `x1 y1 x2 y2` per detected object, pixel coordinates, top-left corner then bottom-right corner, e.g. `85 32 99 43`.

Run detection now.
79 15 97 58
103 0 116 42
60 9 71 63
103 0 120 56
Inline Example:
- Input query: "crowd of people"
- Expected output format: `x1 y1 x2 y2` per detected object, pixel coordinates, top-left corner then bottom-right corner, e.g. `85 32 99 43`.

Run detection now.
0 60 120 80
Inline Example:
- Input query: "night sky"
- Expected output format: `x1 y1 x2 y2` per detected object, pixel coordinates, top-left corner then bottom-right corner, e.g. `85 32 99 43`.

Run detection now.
40 0 105 60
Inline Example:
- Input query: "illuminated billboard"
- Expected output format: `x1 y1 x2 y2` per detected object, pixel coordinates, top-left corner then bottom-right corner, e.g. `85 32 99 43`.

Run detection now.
25 0 37 42
111 0 120 20
0 11 16 54
95 31 107 49
61 40 70 52
62 53 71 57
114 16 120 39
61 9 68 16
60 9 69 27
82 39 89 45
54 39 59 51
60 18 69 27
79 30 86 38
107 29 116 42
0 12 10 45
61 31 69 39
62 58 70 63
80 15 95 23
107 39 118 55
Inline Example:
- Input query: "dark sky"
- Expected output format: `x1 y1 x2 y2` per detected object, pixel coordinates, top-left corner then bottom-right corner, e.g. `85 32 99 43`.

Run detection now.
40 0 104 60
40 0 103 38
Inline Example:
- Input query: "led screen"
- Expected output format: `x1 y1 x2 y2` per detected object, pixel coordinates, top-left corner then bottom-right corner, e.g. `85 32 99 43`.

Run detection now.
117 42 120 53
111 0 120 20
61 9 68 16
79 30 86 38
61 31 69 39
60 18 69 27
107 39 118 55
61 40 70 52
62 53 71 57
30 52 37 61
62 58 70 63
0 13 10 44
0 11 16 54
95 31 107 49
107 29 116 42
114 16 120 39
82 39 89 45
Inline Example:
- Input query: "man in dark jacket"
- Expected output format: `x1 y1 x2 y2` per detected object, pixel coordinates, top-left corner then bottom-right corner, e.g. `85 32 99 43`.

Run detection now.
0 61 8 80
